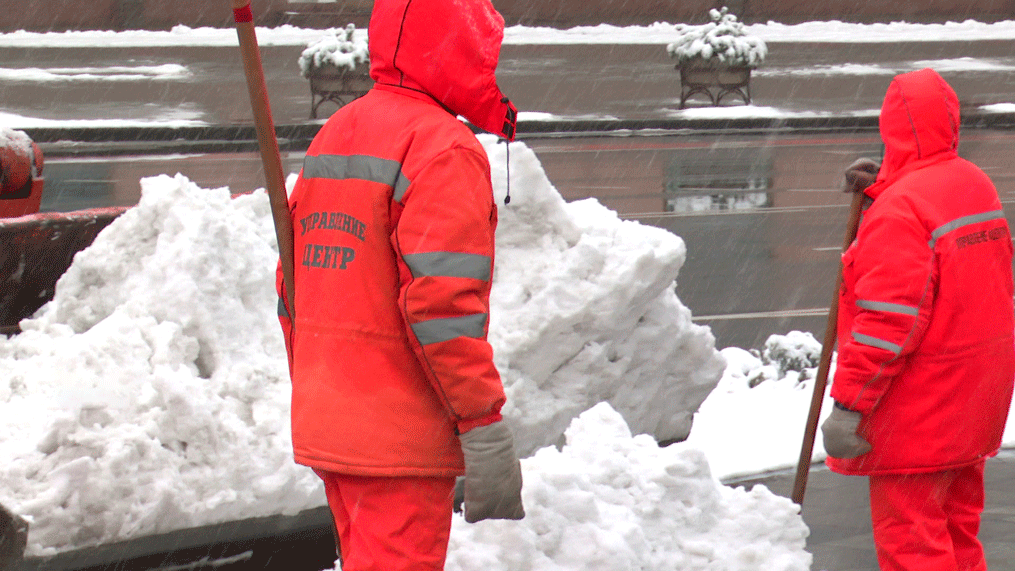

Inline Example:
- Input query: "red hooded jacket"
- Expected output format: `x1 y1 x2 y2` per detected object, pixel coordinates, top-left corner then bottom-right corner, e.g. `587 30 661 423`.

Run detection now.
277 0 517 477
828 68 1015 475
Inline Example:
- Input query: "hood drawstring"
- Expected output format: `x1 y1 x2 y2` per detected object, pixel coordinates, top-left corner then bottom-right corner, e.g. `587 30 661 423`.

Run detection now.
501 138 511 205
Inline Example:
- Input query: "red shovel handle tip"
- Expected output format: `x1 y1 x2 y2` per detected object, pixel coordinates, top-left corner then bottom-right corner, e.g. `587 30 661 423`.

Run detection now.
233 4 253 23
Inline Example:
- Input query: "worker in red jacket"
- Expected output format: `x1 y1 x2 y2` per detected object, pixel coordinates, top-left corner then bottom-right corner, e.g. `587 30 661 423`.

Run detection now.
275 0 523 569
822 68 1015 571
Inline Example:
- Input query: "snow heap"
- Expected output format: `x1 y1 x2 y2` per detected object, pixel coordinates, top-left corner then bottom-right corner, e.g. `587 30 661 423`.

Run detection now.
446 403 811 571
297 23 369 78
687 331 828 481
482 135 726 456
666 7 767 68
0 137 735 557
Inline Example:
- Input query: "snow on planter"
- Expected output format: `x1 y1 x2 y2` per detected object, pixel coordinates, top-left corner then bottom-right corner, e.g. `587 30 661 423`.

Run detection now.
0 137 724 556
297 23 369 78
666 7 767 69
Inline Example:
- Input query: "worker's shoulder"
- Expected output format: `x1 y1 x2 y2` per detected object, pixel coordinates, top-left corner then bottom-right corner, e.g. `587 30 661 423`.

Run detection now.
312 89 489 169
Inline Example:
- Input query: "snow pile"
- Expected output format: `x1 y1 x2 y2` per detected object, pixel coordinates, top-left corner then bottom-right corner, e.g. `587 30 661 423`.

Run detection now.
445 403 810 571
0 177 322 555
666 8 767 68
688 329 1015 481
0 137 724 555
297 23 369 78
482 135 725 456
687 332 831 481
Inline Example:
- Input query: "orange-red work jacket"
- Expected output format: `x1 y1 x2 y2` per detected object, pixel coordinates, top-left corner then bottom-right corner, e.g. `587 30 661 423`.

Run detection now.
828 68 1015 476
276 0 518 477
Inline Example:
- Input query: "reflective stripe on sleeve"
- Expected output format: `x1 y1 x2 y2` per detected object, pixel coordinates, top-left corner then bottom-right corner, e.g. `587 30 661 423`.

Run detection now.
303 154 412 201
852 332 902 355
856 299 919 316
278 297 290 319
403 252 492 280
411 313 488 345
928 210 1005 248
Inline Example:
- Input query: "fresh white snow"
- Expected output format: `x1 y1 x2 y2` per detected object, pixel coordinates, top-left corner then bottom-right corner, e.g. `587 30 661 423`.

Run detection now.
297 24 369 78
666 8 767 68
0 64 190 83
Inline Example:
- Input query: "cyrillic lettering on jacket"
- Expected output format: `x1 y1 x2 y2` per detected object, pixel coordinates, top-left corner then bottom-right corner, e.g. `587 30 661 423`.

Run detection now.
298 210 366 271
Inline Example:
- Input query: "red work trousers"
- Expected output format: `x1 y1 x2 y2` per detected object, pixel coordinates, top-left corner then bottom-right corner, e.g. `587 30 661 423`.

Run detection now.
314 470 456 571
868 460 987 571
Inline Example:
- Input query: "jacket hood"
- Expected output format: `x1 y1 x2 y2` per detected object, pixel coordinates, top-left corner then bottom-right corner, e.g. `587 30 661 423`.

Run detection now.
872 68 960 194
368 0 518 140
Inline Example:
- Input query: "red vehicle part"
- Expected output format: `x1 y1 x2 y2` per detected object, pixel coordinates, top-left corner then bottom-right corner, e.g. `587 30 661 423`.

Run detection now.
0 129 44 218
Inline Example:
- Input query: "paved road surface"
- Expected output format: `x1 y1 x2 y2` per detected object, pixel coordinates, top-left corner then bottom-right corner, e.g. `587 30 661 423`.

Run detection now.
1 40 1013 125
733 450 1015 571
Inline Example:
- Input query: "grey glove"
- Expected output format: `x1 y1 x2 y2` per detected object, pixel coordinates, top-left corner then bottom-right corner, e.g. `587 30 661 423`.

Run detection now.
842 157 880 194
821 404 872 459
459 421 525 523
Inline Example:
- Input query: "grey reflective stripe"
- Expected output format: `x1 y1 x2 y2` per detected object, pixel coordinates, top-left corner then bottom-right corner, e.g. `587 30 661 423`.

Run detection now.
277 297 290 319
928 210 1005 248
852 332 902 355
411 313 488 345
403 252 491 280
303 154 412 201
856 299 919 317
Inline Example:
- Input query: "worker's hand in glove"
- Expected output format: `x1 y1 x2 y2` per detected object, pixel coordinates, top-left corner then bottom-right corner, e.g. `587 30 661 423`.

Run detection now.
459 421 525 523
842 157 880 194
821 403 872 459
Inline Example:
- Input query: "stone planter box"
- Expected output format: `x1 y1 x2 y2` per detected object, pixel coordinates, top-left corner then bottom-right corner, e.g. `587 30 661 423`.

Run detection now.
306 64 373 119
677 60 752 109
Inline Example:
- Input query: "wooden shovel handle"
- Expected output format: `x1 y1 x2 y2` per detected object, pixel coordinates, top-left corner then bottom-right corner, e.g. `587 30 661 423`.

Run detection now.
791 189 864 507
231 0 296 318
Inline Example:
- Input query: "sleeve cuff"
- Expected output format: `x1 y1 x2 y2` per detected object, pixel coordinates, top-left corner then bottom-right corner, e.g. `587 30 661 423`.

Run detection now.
456 410 503 435
833 400 858 413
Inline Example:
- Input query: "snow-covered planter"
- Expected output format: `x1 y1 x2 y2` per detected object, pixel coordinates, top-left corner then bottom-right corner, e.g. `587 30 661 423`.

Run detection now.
297 24 372 119
666 8 767 108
